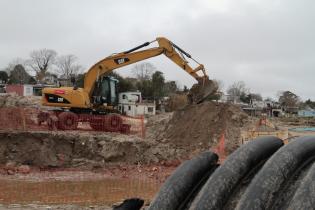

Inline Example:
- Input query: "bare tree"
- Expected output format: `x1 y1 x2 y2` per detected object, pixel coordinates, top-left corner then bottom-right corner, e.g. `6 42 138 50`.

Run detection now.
227 81 249 97
56 54 82 78
132 62 155 80
214 79 224 92
28 49 57 82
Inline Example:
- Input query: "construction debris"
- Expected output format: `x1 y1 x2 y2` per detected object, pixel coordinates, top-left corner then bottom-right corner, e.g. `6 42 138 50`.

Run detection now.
0 93 41 108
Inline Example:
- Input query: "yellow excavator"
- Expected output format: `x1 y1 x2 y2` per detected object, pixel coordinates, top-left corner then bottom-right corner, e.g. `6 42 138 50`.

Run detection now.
40 37 217 131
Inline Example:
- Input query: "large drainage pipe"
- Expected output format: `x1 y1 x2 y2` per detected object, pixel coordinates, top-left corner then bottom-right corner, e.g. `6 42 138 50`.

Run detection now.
236 136 315 210
190 136 283 210
286 162 315 210
148 151 218 210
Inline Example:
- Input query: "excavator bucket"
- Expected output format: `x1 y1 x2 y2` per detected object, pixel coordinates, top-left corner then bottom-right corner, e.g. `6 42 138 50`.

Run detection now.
188 77 218 104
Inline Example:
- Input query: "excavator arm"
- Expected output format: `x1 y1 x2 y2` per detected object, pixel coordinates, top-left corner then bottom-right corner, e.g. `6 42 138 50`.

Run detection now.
83 37 216 102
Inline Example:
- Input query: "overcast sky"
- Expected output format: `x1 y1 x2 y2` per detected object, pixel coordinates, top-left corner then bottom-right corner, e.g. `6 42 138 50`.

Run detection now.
0 0 314 100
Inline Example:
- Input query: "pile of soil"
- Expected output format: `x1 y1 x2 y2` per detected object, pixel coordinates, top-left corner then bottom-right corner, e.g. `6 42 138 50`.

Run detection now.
161 101 248 154
0 94 41 108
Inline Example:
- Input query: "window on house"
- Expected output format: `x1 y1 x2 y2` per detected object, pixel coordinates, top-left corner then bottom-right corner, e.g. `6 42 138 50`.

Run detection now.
148 107 154 112
128 106 131 110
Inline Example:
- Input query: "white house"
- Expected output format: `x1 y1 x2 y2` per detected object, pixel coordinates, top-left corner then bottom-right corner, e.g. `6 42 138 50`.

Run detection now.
118 91 156 117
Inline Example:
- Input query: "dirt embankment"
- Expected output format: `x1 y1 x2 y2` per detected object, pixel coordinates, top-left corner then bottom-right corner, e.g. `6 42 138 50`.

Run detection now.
155 101 249 154
0 131 182 168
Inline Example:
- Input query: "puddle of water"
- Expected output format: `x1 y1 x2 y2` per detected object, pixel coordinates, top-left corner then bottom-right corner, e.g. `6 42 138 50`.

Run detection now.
0 178 160 206
289 127 315 132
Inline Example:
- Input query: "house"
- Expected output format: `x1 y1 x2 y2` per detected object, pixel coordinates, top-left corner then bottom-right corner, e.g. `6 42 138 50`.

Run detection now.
118 91 156 117
219 94 240 103
6 84 34 96
43 74 58 85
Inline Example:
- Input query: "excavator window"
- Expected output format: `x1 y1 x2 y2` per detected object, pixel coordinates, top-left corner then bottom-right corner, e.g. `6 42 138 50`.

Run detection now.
110 80 117 104
92 76 118 106
100 78 110 98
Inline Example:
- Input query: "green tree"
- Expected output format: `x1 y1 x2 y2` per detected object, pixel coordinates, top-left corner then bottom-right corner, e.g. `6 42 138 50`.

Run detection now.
75 73 85 88
8 64 36 84
3 58 26 73
240 93 251 104
304 99 315 109
250 93 263 101
278 91 300 108
0 71 8 83
152 71 165 99
183 85 189 93
136 79 153 98
164 81 178 95
108 72 136 92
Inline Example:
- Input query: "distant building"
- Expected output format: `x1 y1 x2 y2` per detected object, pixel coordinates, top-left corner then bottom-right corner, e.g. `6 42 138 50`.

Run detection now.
43 73 58 85
298 110 315 117
219 94 240 103
6 84 33 96
118 91 156 117
283 106 299 114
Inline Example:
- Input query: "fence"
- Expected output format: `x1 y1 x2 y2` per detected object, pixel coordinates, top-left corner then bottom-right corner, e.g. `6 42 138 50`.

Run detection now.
0 107 145 138
0 173 161 207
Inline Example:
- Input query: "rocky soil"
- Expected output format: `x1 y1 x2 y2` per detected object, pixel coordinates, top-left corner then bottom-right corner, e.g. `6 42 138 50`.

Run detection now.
0 94 41 108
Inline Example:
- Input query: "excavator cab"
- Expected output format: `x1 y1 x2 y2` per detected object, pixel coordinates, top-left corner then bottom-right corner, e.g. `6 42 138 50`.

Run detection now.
92 76 118 106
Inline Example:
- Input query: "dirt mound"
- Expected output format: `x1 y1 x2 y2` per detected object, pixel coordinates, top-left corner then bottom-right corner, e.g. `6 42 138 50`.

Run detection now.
0 131 182 168
163 101 248 153
0 94 41 108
